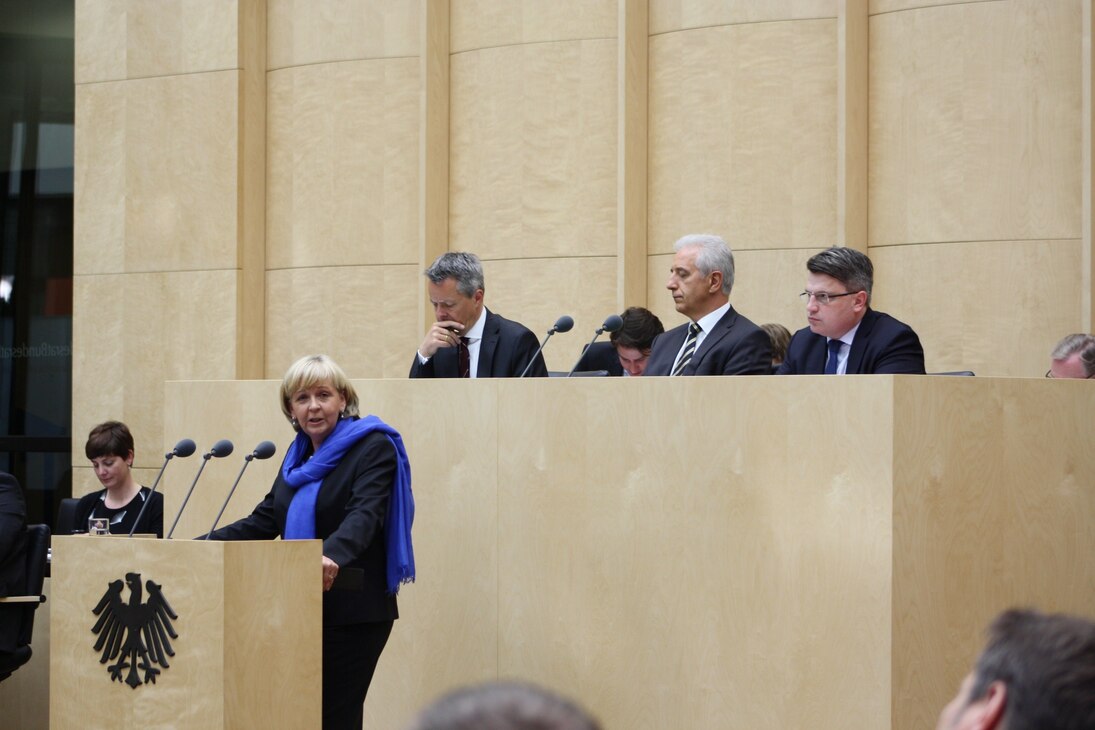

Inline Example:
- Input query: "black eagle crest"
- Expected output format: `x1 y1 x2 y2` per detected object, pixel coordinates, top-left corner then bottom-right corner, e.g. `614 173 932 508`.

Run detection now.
91 572 179 688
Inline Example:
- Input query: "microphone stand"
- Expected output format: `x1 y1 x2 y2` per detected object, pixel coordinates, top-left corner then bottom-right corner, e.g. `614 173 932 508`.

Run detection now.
127 440 193 538
519 330 561 378
567 330 608 377
204 446 271 538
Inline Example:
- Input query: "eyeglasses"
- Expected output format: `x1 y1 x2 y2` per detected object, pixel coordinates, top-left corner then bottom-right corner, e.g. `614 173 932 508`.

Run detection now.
800 290 859 306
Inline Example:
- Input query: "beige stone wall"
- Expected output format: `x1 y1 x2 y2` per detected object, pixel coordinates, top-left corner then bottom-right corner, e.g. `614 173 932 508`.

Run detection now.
73 0 1092 469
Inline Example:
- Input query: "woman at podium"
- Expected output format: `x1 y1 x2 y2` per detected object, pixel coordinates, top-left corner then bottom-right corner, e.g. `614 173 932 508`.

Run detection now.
207 354 414 730
75 421 164 537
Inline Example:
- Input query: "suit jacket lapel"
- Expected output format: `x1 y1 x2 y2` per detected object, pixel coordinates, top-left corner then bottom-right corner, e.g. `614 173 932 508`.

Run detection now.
689 308 736 373
476 310 500 378
845 309 876 375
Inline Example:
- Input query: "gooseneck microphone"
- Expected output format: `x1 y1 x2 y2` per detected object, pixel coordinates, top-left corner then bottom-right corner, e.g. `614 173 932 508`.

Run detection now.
203 441 277 539
566 314 624 377
518 315 574 378
164 439 234 539
126 438 196 538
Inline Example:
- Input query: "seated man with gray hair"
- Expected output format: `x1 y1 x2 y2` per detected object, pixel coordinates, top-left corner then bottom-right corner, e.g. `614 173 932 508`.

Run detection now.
411 252 547 378
936 608 1095 730
407 680 601 730
1047 333 1095 379
777 246 925 374
644 234 771 376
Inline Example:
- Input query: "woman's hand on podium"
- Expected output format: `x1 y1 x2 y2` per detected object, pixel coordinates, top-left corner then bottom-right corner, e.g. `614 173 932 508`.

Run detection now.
322 555 340 592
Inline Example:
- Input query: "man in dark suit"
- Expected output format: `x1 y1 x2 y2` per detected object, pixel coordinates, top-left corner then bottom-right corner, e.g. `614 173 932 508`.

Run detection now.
644 235 771 376
573 306 664 376
776 246 925 375
0 471 28 660
409 252 547 378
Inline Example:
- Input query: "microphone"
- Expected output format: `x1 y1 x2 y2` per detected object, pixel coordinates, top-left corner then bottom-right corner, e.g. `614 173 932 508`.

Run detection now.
518 315 574 378
566 314 624 377
126 438 196 538
164 439 234 539
203 441 277 539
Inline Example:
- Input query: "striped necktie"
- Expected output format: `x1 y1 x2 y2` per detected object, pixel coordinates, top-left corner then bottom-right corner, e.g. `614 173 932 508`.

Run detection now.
458 337 471 378
672 323 701 376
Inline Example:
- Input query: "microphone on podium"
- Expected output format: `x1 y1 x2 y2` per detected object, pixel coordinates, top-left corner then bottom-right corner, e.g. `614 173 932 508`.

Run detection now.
566 314 623 377
518 315 574 378
203 441 277 539
126 438 197 538
164 439 234 539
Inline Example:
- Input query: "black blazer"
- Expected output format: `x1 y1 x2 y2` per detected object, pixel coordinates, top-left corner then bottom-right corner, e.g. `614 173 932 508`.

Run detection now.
409 309 548 378
209 431 398 626
73 486 164 537
776 308 925 375
0 472 27 652
645 306 772 376
573 341 623 376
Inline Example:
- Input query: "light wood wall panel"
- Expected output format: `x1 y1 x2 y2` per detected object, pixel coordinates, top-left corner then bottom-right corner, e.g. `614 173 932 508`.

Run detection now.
869 0 1081 246
265 265 420 379
72 271 239 470
650 0 839 34
648 249 809 336
450 0 616 53
648 19 838 254
267 0 419 69
266 58 419 270
892 376 1095 730
75 0 240 83
869 240 1082 376
482 257 617 373
449 40 617 260
74 72 241 275
871 0 997 14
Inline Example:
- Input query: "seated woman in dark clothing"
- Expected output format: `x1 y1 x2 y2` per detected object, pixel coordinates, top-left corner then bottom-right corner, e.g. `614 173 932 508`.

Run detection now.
74 421 163 537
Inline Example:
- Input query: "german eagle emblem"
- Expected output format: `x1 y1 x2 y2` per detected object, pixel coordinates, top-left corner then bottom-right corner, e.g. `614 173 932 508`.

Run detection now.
91 572 179 688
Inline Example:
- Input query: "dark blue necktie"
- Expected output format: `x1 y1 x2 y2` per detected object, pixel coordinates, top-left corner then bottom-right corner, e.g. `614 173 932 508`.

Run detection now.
824 339 842 375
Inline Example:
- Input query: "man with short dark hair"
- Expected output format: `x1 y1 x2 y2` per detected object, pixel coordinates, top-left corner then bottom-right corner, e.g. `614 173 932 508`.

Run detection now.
574 307 665 376
410 252 547 378
644 234 771 376
1047 333 1095 378
777 246 925 374
936 608 1095 730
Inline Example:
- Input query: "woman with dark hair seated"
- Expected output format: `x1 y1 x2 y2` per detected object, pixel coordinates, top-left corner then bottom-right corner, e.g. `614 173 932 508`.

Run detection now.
74 421 163 537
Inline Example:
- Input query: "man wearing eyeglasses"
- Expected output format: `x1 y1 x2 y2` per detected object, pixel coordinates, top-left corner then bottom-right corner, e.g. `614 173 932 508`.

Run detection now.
1046 333 1095 378
644 234 772 376
776 246 925 375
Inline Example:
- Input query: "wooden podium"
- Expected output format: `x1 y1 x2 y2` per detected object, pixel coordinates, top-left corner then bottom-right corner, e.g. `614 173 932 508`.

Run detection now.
49 536 321 729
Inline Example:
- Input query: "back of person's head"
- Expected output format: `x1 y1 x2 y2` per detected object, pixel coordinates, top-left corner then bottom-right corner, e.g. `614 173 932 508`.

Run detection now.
85 421 134 460
674 234 735 295
425 252 485 297
760 323 792 364
610 307 665 350
406 680 601 730
1050 333 1095 377
968 609 1095 730
806 246 874 304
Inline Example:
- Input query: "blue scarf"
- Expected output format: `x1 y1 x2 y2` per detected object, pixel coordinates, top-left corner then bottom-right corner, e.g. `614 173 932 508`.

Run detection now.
282 415 415 594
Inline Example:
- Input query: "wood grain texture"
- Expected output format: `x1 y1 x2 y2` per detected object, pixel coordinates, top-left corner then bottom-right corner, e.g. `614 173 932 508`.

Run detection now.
72 271 239 471
869 240 1082 377
265 264 420 380
50 537 320 728
869 0 1081 246
449 40 617 259
892 376 1095 730
451 0 616 53
76 0 240 83
650 0 839 35
74 72 241 275
267 0 419 69
266 58 419 270
161 376 1095 729
648 19 838 253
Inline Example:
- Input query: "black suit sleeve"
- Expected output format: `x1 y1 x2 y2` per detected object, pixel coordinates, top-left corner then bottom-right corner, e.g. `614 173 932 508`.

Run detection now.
409 353 435 378
322 434 396 569
512 329 548 377
206 484 281 541
0 474 24 575
871 327 926 374
719 327 774 375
